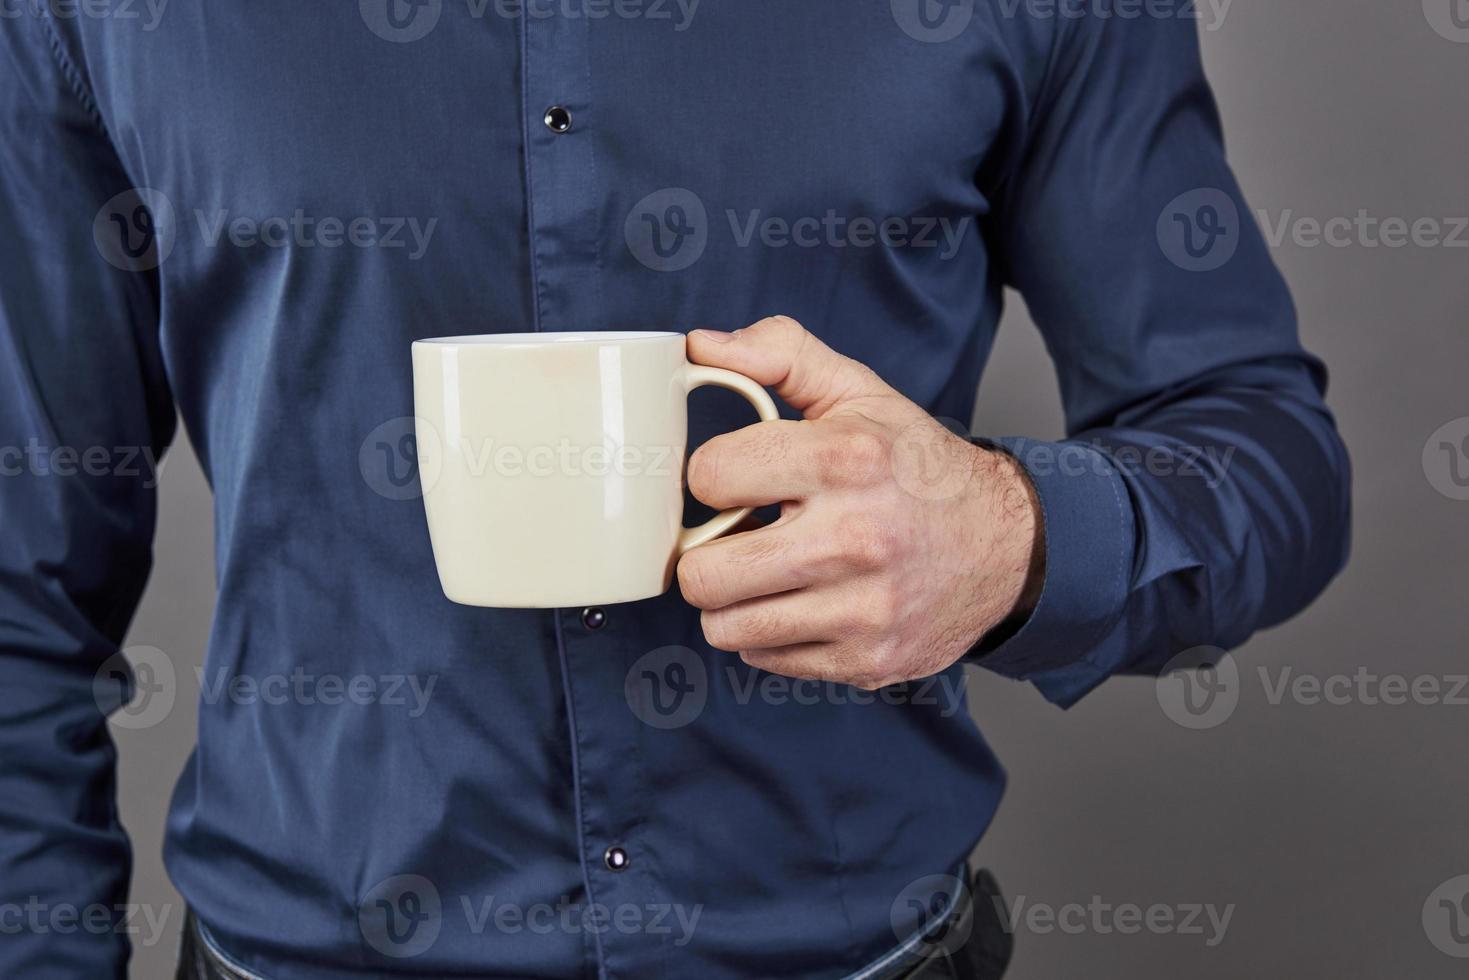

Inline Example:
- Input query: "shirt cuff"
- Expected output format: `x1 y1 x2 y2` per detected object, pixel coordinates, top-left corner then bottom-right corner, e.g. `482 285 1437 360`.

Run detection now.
968 437 1136 679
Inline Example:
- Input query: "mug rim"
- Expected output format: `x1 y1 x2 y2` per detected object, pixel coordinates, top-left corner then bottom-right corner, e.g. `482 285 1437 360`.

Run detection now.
414 331 678 347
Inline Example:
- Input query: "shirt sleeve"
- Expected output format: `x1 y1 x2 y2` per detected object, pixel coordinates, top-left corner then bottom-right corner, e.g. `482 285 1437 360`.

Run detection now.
974 13 1351 707
0 16 176 977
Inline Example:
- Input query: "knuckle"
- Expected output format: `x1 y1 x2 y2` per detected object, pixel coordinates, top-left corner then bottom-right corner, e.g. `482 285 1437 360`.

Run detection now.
701 610 738 652
738 650 769 673
686 442 722 502
870 639 902 673
733 530 788 568
820 428 887 487
856 585 900 634
732 605 782 646
706 605 783 651
844 429 889 481
852 642 902 690
761 314 806 341
844 519 900 570
676 554 717 608
828 644 870 687
741 649 796 679
811 530 852 574
747 423 792 469
755 316 813 378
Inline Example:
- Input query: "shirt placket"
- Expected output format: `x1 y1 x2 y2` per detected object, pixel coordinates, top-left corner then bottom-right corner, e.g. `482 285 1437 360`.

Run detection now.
555 599 673 980
521 11 656 980
520 3 602 332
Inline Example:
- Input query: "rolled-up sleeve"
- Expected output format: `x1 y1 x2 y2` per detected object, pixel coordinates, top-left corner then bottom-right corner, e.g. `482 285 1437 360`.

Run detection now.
975 12 1351 707
1 15 176 978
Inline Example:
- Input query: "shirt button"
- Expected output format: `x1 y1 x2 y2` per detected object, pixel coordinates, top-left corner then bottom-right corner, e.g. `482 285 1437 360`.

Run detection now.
543 105 572 134
604 846 630 872
581 607 606 630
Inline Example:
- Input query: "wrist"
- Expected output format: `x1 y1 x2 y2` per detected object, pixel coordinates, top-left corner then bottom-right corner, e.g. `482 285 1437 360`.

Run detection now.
973 445 1045 626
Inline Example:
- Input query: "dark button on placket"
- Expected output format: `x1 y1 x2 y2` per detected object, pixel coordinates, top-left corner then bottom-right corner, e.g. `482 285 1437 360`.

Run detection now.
581 607 606 630
543 105 572 133
604 846 630 872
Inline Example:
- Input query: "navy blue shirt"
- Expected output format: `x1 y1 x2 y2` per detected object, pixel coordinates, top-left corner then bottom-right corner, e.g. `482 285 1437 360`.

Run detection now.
0 3 1349 978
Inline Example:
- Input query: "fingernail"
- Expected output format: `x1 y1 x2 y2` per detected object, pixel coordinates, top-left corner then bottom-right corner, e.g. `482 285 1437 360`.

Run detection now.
691 329 734 344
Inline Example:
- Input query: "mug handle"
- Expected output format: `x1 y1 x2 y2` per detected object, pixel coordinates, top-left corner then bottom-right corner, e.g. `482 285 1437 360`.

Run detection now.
677 364 781 555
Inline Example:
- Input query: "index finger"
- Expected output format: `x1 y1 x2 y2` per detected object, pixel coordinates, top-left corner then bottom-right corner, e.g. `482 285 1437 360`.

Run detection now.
686 419 884 509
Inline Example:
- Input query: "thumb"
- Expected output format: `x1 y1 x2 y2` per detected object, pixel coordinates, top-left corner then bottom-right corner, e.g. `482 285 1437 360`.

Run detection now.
687 316 891 419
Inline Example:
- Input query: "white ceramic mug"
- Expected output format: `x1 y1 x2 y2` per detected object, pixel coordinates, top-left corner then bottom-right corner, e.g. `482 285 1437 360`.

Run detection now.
411 331 779 607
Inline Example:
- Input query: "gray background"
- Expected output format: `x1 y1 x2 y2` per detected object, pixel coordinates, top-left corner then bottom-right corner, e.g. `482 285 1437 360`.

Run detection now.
117 2 1469 976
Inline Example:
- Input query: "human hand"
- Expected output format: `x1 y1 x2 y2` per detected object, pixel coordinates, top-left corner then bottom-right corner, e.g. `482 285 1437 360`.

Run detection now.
678 316 1044 689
